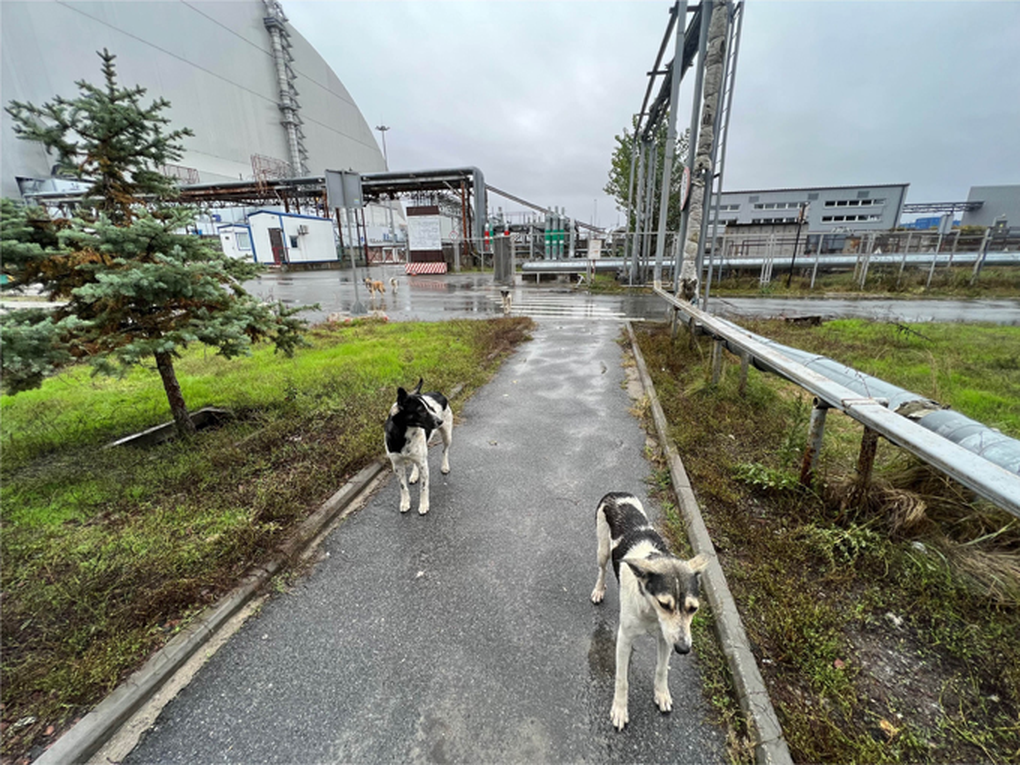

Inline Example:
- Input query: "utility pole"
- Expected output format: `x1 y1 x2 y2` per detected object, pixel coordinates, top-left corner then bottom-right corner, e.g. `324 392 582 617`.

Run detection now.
375 124 398 261
786 201 808 287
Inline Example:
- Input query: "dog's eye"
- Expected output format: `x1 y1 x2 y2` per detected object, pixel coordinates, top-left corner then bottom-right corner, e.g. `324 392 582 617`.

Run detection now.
686 604 699 615
657 599 676 612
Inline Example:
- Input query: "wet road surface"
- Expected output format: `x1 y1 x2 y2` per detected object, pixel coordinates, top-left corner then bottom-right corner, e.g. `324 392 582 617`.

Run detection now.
124 320 725 764
244 266 1020 325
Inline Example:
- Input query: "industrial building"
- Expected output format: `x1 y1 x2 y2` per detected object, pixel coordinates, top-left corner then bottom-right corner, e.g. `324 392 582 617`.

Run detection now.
1 0 385 202
962 185 1020 229
711 183 909 232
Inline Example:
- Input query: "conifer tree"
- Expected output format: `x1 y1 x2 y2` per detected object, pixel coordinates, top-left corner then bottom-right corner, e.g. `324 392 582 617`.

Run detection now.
2 50 307 436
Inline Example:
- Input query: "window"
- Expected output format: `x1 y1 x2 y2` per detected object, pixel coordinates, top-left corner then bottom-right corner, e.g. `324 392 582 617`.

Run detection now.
290 235 299 248
236 231 252 250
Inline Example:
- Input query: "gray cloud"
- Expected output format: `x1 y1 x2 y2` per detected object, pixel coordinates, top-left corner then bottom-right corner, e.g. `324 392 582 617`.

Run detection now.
286 0 1020 227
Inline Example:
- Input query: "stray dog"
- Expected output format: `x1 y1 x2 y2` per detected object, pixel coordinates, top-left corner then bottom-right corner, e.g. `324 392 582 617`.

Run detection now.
364 277 386 297
500 288 512 315
389 277 399 294
590 492 707 730
384 379 452 515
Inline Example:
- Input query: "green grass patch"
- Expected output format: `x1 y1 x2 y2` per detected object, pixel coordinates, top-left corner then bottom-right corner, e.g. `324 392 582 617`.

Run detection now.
633 319 1020 764
1 317 533 761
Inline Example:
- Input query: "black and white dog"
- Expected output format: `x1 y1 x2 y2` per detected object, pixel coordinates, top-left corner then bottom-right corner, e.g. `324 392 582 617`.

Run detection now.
384 379 452 515
590 492 707 730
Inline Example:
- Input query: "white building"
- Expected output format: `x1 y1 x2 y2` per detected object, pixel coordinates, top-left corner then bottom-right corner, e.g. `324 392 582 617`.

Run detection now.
1 0 385 200
219 211 337 265
712 184 910 232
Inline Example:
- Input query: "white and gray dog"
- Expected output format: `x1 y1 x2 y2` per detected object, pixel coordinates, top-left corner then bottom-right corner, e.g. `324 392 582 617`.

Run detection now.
590 492 707 730
384 379 452 515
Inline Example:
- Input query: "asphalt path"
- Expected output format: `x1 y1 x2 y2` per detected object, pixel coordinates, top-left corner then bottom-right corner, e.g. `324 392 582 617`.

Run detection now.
240 267 1020 325
124 319 725 764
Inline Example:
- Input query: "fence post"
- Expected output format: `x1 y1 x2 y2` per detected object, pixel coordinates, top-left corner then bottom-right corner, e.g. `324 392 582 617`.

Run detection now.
895 231 913 288
810 233 823 290
947 229 960 269
711 339 724 385
924 244 939 290
738 351 750 396
799 400 829 486
848 426 880 507
970 228 993 285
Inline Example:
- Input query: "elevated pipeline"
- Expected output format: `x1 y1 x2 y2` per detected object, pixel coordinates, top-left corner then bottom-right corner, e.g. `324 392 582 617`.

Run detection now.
653 287 1020 516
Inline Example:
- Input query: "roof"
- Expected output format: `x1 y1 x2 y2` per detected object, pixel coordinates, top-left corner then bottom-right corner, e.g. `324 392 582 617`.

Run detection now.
720 183 910 196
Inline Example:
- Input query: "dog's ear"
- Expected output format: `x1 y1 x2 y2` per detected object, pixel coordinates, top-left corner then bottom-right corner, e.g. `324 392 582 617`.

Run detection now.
687 554 709 573
624 558 654 584
396 387 408 406
413 378 424 395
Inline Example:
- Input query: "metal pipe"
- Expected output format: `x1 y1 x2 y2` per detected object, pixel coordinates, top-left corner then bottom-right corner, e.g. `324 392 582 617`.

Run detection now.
653 287 1020 516
653 0 688 286
631 141 650 284
640 139 659 280
520 251 1020 273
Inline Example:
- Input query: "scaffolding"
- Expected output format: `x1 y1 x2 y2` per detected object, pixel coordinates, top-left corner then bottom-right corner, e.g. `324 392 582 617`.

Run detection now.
621 0 744 302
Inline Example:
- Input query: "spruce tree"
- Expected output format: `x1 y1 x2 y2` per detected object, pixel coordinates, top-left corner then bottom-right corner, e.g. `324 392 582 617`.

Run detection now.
2 50 307 436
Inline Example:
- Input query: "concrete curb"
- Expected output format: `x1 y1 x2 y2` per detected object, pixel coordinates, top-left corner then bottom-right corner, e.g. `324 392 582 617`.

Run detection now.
34 459 389 765
625 321 793 765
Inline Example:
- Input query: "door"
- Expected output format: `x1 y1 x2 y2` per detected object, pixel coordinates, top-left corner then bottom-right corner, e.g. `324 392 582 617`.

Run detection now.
268 228 286 264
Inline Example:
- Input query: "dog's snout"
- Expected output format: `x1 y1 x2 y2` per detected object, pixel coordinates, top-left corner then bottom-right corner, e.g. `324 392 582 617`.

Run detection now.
674 641 691 655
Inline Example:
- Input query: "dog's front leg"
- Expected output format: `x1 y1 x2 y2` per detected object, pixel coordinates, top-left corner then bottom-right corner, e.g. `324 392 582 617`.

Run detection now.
654 633 673 713
394 462 412 513
417 458 430 515
439 420 452 475
611 627 633 730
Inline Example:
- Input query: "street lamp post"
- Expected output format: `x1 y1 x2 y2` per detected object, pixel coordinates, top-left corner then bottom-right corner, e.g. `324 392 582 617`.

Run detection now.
375 124 398 261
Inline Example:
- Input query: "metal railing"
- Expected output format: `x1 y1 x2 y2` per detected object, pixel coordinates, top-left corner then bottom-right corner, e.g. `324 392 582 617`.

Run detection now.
653 286 1020 517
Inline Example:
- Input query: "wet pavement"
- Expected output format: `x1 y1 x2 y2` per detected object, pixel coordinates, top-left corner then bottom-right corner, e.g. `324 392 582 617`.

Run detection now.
243 266 1020 325
124 320 725 764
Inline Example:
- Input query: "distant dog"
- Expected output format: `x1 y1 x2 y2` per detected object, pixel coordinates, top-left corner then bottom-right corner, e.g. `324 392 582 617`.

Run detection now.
384 379 453 515
590 492 707 730
364 277 386 297
500 288 512 315
389 277 399 294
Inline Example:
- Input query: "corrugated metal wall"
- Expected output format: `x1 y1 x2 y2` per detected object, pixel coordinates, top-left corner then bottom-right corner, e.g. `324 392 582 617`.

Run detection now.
0 0 385 199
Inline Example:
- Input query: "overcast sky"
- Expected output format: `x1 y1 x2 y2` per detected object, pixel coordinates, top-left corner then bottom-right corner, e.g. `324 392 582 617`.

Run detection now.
286 1 1020 228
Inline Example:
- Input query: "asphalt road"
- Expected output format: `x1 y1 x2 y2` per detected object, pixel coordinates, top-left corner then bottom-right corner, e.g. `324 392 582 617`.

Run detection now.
124 319 725 764
240 267 1020 325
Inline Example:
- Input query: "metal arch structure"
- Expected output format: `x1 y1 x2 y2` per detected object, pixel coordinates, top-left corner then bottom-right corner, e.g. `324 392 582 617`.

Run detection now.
621 1 744 288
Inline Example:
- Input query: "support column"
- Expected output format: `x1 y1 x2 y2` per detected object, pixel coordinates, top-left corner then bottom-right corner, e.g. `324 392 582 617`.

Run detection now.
849 426 880 506
799 400 829 486
711 339 724 385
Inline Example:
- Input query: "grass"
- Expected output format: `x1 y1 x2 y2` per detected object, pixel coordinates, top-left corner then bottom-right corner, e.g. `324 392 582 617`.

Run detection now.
632 318 1020 764
0 316 534 762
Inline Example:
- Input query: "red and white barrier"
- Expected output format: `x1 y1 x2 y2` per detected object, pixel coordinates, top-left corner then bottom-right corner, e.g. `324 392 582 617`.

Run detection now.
405 262 447 275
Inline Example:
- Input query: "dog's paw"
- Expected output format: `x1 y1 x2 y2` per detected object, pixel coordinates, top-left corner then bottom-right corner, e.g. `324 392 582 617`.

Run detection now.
418 504 429 515
590 587 606 604
399 497 411 513
654 687 673 714
408 474 419 485
610 702 629 730
440 466 450 475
